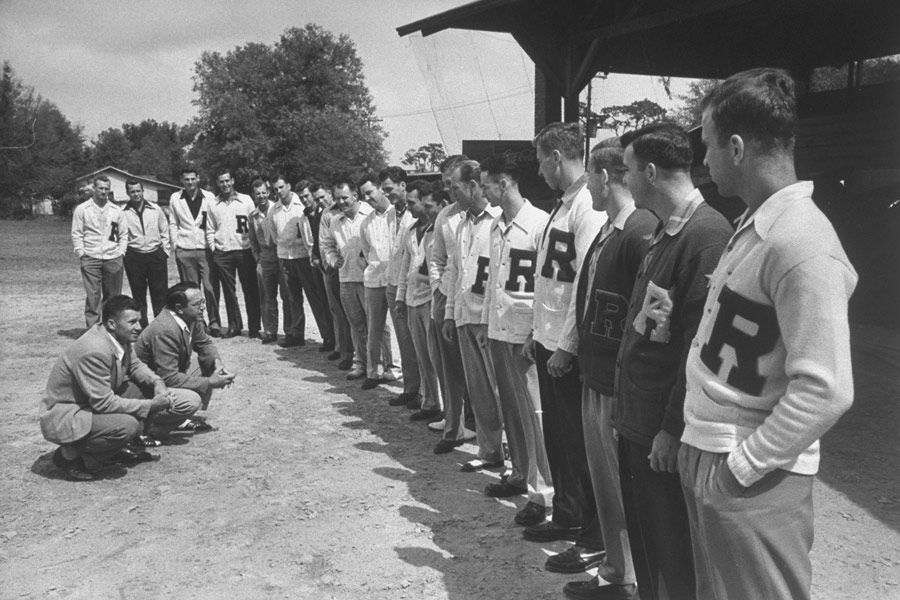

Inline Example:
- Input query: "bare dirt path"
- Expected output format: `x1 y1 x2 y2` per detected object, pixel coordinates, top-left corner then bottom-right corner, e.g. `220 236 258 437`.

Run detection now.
1 218 898 600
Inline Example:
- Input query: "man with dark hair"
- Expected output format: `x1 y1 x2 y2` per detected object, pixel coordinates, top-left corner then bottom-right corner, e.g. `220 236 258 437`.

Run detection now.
475 155 555 523
443 159 505 472
378 166 422 407
168 166 222 336
122 179 170 328
72 174 127 328
523 122 606 558
614 121 732 600
562 140 657 600
248 179 291 344
357 172 401 389
135 282 235 435
295 179 336 355
41 295 200 480
313 183 351 364
321 175 374 379
208 170 260 338
680 68 856 600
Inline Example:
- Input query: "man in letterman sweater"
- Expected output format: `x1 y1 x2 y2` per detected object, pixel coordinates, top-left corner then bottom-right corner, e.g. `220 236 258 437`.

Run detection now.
680 68 856 600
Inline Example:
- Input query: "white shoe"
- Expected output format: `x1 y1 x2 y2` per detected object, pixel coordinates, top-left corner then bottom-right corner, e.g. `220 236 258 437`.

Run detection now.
427 419 446 432
462 427 476 441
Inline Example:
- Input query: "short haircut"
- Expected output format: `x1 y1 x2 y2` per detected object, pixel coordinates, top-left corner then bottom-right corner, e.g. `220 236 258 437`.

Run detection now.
93 175 111 185
102 295 140 321
453 160 481 184
272 173 289 185
251 178 267 190
309 182 324 194
588 137 627 184
166 281 201 310
378 166 407 184
533 122 583 160
479 154 520 183
331 171 355 193
217 169 232 179
405 179 427 198
439 154 469 173
180 166 198 177
125 179 143 190
621 121 692 170
700 67 797 153
296 179 311 192
356 171 378 189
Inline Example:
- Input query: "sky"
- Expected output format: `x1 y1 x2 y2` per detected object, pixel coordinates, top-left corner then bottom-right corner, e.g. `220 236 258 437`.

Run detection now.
0 0 691 163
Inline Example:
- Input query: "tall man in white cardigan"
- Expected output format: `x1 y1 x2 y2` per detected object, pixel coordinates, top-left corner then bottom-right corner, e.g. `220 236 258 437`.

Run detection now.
680 68 857 600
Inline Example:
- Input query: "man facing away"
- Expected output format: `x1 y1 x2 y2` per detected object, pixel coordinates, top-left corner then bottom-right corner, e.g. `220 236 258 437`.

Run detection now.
122 179 170 328
680 68 857 600
41 295 201 480
248 178 292 344
614 122 732 600
135 282 235 435
168 166 222 336
71 175 127 328
562 140 657 600
207 170 260 338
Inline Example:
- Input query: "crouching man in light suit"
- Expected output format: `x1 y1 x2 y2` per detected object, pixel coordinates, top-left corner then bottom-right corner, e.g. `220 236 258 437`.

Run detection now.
40 295 201 481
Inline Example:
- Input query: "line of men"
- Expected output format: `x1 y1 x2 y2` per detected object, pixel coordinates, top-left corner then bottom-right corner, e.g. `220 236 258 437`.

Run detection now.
57 67 855 600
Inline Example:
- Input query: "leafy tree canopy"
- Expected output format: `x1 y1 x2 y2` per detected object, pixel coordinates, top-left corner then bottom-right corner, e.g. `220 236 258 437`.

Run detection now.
401 142 446 172
189 24 387 189
89 119 192 184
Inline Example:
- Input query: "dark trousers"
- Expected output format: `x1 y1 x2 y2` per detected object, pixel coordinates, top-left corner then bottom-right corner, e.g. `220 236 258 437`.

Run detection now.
124 247 169 327
324 268 352 359
175 248 221 330
535 342 602 550
282 257 333 344
618 436 695 600
214 248 260 334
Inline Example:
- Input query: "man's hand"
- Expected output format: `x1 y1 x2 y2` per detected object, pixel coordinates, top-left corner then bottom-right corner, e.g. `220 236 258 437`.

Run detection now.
209 366 236 389
335 254 345 268
546 348 574 378
152 379 168 398
442 319 456 343
311 257 322 269
395 300 407 320
149 392 173 413
474 324 488 349
649 430 681 473
521 334 536 363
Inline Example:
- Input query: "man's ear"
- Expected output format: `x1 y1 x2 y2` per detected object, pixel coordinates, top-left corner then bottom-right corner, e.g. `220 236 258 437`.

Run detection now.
645 162 657 183
599 168 611 187
730 134 745 165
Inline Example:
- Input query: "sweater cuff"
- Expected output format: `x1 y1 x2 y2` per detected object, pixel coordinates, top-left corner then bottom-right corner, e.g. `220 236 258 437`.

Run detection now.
727 445 764 487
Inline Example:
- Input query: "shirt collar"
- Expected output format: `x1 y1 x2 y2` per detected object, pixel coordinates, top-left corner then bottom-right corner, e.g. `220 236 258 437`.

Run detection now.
181 189 202 203
611 203 636 231
560 173 589 207
103 327 125 361
664 188 705 236
494 199 534 233
125 201 153 213
216 191 237 204
169 309 190 333
736 181 813 241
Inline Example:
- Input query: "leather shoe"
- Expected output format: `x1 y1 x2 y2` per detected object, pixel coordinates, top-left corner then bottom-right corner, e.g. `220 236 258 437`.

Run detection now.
484 480 527 498
318 342 335 352
110 447 160 465
248 331 261 339
545 546 607 574
433 438 464 454
221 329 240 339
261 334 278 345
337 359 353 370
461 458 503 472
427 418 446 432
326 351 341 361
563 579 636 600
346 367 366 380
406 396 423 410
389 394 410 406
410 408 441 422
523 520 580 543
51 448 96 481
515 501 550 526
208 327 222 338
279 336 305 348
361 377 383 390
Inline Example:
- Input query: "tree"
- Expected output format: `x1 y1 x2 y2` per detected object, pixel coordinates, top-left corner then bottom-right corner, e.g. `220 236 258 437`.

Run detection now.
88 119 190 184
401 142 447 172
670 79 719 130
190 24 387 188
581 98 668 136
0 61 87 206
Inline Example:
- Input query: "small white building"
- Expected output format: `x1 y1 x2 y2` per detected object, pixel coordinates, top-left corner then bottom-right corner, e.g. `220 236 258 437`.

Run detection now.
75 166 182 206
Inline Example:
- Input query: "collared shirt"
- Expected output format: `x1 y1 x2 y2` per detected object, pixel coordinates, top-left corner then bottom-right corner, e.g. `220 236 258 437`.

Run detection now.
397 220 435 307
249 204 277 263
445 204 501 325
321 202 374 282
533 174 607 352
104 328 126 363
170 310 191 346
483 200 549 343
430 202 466 295
681 181 857 486
267 193 309 260
207 192 255 252
123 201 170 254
71 199 128 259
360 205 405 288
168 189 216 250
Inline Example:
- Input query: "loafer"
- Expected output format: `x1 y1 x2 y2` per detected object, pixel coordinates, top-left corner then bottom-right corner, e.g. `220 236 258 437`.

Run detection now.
461 458 503 473
346 368 366 380
546 546 607 574
110 447 160 465
279 336 305 348
522 520 580 543
515 501 550 526
248 331 261 339
261 335 278 345
221 329 240 339
563 579 636 600
427 418 446 431
433 438 464 454
337 359 353 370
51 448 96 481
410 408 441 422
389 394 410 406
483 480 527 498
326 351 341 361
361 377 383 390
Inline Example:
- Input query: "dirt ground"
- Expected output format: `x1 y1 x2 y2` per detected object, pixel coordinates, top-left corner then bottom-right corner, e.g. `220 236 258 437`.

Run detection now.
1 217 898 600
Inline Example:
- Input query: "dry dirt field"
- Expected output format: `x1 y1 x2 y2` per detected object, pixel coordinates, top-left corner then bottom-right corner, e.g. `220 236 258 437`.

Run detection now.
1 217 898 600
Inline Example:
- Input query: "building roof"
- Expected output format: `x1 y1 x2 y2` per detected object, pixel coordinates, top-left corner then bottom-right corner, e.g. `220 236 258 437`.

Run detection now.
75 166 182 191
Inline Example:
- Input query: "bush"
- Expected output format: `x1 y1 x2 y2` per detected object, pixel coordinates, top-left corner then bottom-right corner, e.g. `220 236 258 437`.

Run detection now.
0 197 36 220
